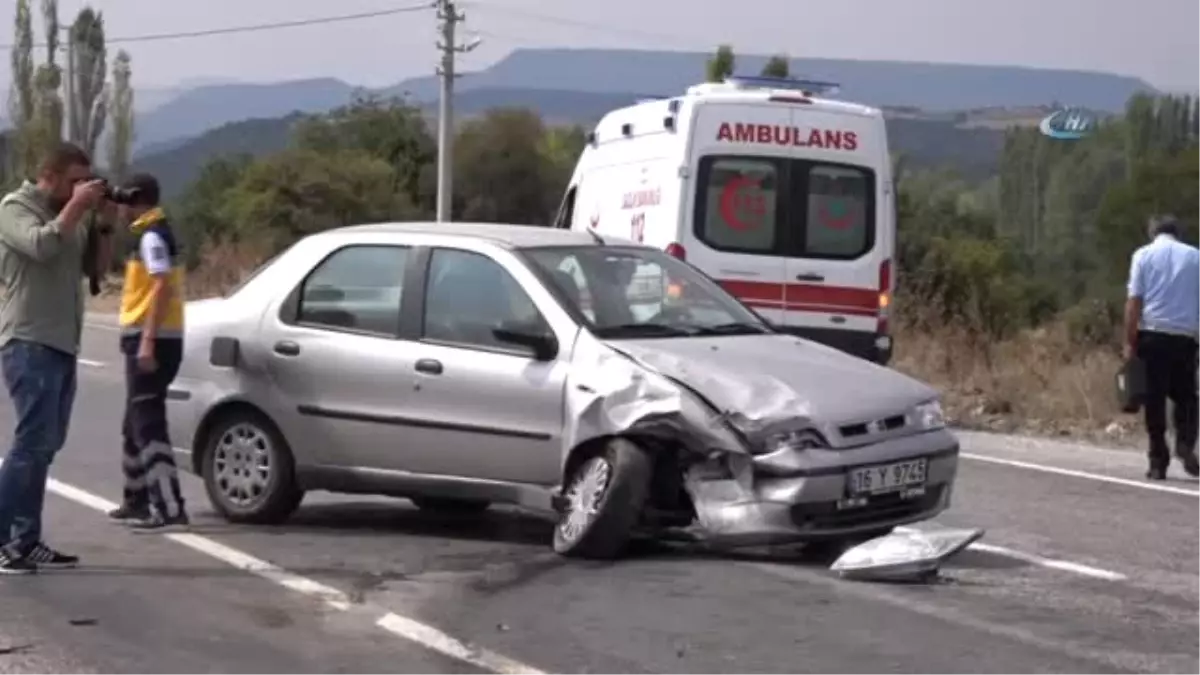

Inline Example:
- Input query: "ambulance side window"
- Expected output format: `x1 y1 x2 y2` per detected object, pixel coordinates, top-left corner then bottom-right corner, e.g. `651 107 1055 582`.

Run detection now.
804 164 872 258
695 157 780 254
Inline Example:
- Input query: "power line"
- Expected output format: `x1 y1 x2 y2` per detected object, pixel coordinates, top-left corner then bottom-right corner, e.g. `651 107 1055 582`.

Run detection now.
0 3 435 50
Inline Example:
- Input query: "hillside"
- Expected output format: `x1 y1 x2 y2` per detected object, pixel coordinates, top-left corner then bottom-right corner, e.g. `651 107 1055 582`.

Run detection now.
132 78 361 153
129 48 1154 154
134 88 1008 200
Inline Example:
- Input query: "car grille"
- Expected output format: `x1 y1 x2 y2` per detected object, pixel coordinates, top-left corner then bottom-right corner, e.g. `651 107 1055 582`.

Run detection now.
790 486 943 530
837 413 908 441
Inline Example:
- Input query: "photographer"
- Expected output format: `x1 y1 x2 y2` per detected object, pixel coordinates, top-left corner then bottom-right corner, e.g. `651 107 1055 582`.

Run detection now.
104 173 189 532
0 142 109 574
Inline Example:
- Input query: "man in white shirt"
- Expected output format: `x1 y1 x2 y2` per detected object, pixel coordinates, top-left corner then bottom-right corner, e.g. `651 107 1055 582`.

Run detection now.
1123 215 1199 480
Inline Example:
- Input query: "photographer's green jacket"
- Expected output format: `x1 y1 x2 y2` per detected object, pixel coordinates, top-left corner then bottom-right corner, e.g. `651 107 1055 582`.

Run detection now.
0 181 87 355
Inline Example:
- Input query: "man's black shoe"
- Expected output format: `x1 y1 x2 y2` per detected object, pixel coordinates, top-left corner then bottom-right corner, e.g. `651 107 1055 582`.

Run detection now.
1146 466 1168 480
26 542 79 569
127 511 190 533
0 549 37 575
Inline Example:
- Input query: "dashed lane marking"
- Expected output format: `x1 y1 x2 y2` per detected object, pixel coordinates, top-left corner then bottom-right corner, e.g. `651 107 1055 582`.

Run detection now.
35 472 545 674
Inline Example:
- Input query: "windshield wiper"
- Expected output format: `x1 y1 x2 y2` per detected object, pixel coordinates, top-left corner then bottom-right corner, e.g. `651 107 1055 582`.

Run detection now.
596 322 698 338
692 322 773 336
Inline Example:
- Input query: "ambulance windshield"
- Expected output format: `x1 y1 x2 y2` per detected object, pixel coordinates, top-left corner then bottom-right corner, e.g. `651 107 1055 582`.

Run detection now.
523 246 771 339
694 155 875 260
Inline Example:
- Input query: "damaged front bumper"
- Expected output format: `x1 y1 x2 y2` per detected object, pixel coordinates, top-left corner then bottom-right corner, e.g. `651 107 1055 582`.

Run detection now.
683 429 959 547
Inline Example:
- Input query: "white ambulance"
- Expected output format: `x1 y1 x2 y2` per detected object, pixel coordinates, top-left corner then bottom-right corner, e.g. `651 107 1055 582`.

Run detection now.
552 75 896 364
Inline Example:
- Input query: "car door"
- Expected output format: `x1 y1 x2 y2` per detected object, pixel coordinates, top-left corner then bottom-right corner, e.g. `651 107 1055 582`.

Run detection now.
259 242 423 472
397 245 568 486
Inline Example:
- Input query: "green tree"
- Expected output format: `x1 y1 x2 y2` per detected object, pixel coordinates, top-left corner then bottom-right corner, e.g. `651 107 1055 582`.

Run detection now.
7 0 35 180
291 93 435 211
219 148 417 248
172 154 252 264
105 49 133 181
760 54 789 78
28 0 63 161
452 108 559 223
705 44 735 82
66 5 106 156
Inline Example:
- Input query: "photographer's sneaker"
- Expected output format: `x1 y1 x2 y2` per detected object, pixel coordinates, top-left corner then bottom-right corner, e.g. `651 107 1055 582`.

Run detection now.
107 503 151 522
26 542 79 569
0 549 37 575
128 511 190 533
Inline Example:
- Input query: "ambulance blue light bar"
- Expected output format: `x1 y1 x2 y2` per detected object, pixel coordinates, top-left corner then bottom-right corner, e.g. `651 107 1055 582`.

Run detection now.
724 75 841 96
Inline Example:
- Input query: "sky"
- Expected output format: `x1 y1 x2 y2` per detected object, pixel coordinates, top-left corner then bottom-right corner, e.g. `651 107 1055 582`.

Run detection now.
0 0 1195 92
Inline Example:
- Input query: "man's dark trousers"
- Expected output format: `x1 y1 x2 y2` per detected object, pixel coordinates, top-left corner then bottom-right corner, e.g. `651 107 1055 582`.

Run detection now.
1137 330 1199 472
0 340 77 556
120 335 185 517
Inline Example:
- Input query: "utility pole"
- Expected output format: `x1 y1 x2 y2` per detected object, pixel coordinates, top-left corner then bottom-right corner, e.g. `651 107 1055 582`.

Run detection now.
434 0 479 222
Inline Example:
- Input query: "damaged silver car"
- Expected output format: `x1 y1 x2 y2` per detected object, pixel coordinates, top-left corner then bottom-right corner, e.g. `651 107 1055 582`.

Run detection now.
166 222 959 559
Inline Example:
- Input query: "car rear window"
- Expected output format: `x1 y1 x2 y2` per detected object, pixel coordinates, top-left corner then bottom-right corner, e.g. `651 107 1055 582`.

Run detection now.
694 155 876 260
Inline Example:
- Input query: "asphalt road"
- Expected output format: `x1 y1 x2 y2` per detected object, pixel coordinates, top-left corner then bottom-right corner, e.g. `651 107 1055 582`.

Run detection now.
0 316 1196 674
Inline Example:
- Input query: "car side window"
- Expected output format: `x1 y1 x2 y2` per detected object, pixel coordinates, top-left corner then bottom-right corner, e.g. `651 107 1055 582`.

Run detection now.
296 245 409 336
422 248 546 351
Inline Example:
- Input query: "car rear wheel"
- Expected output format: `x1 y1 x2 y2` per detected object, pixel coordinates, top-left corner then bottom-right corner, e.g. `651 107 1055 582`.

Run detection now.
201 409 304 524
552 437 652 559
410 497 490 514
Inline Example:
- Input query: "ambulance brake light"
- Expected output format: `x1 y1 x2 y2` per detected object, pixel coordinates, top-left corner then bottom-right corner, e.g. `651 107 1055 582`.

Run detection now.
665 242 687 261
877 259 892 334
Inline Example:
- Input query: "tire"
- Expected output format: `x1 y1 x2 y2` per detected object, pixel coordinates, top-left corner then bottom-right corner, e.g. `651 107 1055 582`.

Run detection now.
553 437 652 560
201 409 304 524
410 497 490 514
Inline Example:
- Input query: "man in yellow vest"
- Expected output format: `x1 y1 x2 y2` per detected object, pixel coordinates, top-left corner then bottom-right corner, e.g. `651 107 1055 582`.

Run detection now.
107 173 189 531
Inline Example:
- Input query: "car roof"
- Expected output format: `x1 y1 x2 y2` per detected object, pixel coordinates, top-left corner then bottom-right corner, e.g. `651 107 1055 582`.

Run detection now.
327 221 623 249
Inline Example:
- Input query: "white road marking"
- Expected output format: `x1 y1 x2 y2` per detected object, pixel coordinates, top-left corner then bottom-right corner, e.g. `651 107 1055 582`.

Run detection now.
961 452 1200 497
78 359 105 368
34 474 543 674
893 526 1127 581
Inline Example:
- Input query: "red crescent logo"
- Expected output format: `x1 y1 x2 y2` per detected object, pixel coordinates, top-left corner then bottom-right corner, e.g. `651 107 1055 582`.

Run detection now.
718 176 765 231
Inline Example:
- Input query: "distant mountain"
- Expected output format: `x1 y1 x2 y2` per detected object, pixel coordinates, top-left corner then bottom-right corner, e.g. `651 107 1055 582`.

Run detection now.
130 48 1154 156
385 48 1156 112
136 86 1008 200
132 77 361 153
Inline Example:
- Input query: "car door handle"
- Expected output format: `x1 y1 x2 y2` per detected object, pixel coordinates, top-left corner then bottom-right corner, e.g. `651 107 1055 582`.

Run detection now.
795 273 825 282
415 358 443 375
273 340 301 356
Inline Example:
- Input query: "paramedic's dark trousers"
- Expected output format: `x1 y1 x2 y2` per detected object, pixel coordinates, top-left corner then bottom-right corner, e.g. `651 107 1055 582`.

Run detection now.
1137 330 1199 470
120 335 185 517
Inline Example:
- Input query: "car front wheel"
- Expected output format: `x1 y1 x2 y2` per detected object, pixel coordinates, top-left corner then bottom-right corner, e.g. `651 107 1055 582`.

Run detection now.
552 437 652 559
201 409 304 524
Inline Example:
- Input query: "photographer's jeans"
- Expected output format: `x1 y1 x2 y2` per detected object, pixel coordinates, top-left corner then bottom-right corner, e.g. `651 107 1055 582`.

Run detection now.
0 339 77 556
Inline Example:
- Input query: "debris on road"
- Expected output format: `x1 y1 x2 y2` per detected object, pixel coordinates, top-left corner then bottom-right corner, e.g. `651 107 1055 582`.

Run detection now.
830 527 985 582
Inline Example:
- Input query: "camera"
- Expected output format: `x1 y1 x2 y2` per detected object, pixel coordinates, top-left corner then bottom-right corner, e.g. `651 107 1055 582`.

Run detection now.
96 178 142 206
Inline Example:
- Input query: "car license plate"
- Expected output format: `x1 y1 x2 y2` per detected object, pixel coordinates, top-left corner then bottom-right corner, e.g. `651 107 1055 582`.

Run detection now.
847 458 927 496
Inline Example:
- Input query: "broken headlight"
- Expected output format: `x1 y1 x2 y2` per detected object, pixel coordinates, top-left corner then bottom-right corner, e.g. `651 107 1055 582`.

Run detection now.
760 429 827 455
913 400 946 430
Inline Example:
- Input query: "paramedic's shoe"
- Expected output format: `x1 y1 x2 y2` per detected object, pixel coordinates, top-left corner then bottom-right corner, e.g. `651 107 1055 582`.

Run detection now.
1146 466 1168 481
128 511 190 533
108 503 151 522
26 542 79 569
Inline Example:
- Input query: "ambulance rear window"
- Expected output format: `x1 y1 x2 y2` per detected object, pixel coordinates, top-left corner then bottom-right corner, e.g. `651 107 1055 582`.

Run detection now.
694 156 875 260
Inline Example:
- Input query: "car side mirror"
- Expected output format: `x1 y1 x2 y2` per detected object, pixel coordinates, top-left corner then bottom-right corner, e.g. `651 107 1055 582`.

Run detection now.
493 325 558 361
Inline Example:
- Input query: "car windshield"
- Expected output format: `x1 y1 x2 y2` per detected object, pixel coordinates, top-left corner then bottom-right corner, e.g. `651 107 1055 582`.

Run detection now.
522 245 772 339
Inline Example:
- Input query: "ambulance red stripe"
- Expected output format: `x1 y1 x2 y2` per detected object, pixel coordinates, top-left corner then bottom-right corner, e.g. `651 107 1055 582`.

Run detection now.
717 279 878 315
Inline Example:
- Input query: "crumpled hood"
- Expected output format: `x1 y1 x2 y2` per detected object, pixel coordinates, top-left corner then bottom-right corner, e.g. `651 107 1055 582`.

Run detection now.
610 334 939 431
